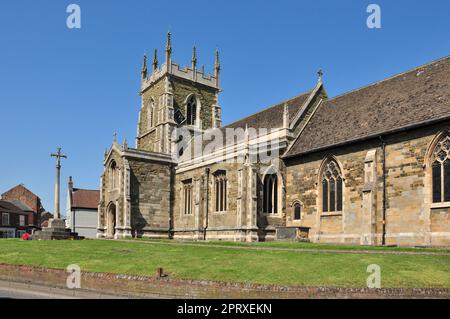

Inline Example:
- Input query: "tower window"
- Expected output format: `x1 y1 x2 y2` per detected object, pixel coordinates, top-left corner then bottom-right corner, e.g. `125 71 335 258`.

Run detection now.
186 96 197 126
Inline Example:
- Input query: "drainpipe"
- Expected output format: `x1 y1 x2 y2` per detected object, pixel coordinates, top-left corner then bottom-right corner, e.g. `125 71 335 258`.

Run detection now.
203 168 210 240
379 136 387 246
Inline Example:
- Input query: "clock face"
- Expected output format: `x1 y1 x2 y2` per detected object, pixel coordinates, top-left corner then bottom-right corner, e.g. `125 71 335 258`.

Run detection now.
174 109 186 125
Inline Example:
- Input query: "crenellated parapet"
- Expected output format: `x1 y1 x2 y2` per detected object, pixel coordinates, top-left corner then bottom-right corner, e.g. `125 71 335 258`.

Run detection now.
140 32 220 94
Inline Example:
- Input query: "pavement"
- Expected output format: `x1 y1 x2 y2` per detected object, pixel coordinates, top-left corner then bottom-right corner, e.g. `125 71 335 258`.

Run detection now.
0 279 126 299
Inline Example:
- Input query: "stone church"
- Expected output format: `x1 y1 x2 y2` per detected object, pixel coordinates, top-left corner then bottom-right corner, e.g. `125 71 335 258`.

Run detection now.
97 33 450 246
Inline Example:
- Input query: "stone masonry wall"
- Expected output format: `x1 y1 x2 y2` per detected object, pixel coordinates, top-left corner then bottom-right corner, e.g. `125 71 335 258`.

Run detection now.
285 122 450 247
128 158 173 238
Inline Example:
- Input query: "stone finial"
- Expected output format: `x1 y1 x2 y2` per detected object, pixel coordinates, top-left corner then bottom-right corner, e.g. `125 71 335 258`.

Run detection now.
165 32 172 62
214 48 221 74
152 48 158 71
317 69 324 83
141 53 147 79
214 48 221 87
113 132 117 143
191 46 197 70
123 135 128 150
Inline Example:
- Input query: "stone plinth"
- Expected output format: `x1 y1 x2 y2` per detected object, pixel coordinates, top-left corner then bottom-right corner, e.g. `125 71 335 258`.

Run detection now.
33 218 81 240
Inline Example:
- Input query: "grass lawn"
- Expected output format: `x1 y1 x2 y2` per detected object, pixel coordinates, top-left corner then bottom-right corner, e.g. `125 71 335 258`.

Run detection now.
133 238 450 253
0 239 449 288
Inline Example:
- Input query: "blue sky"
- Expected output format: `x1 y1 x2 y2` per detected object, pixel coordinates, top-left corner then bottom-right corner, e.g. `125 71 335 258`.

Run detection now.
0 0 449 215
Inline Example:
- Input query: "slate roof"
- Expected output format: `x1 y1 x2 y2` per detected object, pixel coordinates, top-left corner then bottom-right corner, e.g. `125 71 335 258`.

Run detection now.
71 189 100 210
223 90 312 131
11 200 33 212
0 200 27 214
285 55 450 157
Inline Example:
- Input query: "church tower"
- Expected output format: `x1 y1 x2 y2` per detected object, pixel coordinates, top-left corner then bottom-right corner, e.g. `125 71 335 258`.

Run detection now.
136 33 222 154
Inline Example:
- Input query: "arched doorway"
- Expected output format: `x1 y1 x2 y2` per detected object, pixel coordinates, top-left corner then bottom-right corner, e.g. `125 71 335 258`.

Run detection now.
106 203 116 238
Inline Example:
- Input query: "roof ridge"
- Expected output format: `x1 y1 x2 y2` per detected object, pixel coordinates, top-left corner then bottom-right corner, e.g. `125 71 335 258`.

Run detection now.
73 188 99 192
223 88 314 128
328 55 450 102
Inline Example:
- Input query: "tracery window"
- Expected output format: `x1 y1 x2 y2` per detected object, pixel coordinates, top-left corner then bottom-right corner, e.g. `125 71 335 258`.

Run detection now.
214 171 227 212
321 159 343 213
183 179 193 215
109 161 118 190
186 95 197 126
431 135 450 203
263 174 278 214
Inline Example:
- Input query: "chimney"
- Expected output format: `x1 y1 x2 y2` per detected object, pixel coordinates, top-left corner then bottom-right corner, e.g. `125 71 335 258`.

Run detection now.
68 176 73 193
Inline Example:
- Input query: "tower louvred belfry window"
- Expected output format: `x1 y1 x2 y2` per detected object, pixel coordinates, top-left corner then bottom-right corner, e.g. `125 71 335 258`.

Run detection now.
322 159 343 213
186 95 197 126
431 134 450 203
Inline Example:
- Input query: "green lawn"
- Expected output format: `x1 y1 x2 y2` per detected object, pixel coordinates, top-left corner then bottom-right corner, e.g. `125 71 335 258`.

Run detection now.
0 239 449 288
133 238 450 253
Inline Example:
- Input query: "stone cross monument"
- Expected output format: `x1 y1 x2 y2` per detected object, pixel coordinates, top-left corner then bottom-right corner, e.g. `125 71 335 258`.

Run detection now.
51 147 67 219
33 147 77 240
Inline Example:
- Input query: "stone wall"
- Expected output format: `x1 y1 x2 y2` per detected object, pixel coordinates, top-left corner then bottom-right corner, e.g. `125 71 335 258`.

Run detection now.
285 122 450 247
172 77 217 130
128 158 173 238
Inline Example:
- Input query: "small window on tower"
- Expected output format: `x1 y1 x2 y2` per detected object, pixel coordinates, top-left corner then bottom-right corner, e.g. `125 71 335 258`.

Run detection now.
186 96 197 126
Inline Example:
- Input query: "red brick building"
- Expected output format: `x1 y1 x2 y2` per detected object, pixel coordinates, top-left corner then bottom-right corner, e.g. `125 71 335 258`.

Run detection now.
0 200 29 238
1 184 44 228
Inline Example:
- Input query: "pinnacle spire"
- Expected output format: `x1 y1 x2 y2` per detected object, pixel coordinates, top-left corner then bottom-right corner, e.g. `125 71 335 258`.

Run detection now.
165 32 172 60
141 53 148 79
192 46 197 69
214 48 221 87
152 48 158 71
215 48 220 73
123 135 128 149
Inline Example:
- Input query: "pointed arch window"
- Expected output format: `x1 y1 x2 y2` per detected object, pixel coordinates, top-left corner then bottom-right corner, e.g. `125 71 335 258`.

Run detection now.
293 203 301 220
321 159 343 213
147 99 155 130
186 95 197 126
214 170 227 212
183 179 193 215
109 161 118 190
263 174 278 214
431 135 450 203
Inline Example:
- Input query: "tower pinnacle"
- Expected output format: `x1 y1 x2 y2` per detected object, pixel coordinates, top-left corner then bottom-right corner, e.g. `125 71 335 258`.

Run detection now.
214 48 221 87
141 53 148 79
165 32 172 64
192 46 197 70
152 48 158 71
